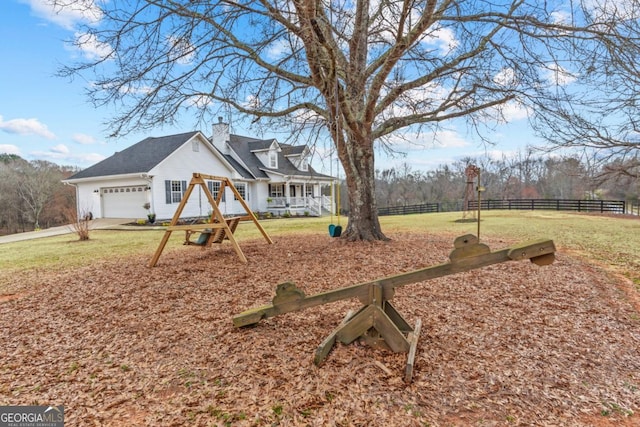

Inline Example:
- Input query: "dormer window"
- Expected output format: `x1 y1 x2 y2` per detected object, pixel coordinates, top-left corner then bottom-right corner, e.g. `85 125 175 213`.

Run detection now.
269 150 278 168
296 154 309 171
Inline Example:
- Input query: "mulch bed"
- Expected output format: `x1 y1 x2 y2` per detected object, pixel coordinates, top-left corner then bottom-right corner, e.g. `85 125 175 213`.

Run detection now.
1 232 639 426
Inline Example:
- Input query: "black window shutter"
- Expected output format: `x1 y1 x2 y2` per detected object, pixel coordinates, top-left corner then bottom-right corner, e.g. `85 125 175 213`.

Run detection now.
165 180 171 204
181 181 187 200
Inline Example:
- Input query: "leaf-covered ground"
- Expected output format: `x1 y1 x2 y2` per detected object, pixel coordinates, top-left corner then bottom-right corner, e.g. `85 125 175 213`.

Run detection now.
1 232 639 426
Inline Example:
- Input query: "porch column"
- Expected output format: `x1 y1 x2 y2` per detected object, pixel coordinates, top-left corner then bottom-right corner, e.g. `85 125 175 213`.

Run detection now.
285 179 290 208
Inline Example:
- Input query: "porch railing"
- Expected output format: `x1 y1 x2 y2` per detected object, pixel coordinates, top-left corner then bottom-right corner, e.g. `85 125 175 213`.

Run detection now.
267 197 287 207
266 196 333 216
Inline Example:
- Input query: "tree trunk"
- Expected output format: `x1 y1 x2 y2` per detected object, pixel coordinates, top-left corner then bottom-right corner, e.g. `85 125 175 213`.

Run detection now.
339 135 389 241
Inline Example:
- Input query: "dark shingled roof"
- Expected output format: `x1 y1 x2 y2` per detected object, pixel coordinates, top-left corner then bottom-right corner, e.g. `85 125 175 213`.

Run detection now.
227 135 331 179
216 150 255 180
66 130 331 181
67 131 200 180
282 145 306 156
225 135 272 179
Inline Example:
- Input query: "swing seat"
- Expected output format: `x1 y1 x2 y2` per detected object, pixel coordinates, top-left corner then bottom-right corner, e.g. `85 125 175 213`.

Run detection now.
184 229 212 246
210 217 241 244
329 224 342 238
193 230 212 245
183 217 241 246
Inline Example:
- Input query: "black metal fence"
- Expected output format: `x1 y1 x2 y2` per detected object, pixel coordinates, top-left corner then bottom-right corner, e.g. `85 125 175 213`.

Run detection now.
377 199 634 216
378 203 441 216
467 199 626 213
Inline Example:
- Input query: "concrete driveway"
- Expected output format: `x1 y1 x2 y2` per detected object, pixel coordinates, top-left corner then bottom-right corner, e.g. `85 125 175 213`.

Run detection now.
0 219 135 244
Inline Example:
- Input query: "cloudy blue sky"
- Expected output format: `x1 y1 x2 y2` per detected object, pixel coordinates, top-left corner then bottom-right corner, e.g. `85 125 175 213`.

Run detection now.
0 0 544 174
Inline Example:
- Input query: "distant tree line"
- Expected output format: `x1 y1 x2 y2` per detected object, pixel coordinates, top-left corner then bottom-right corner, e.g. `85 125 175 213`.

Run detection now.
1 148 637 234
0 154 78 235
371 150 639 212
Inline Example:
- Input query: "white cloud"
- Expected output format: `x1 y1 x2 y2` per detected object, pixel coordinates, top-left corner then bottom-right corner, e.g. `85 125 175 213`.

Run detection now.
0 144 21 155
484 148 518 161
379 81 450 119
243 94 261 110
500 101 530 122
584 0 640 21
544 63 577 86
485 99 531 124
493 67 517 87
0 115 56 139
51 144 70 154
167 36 195 65
82 152 106 163
428 26 458 55
414 23 459 55
266 39 293 60
550 10 571 25
429 129 470 149
73 31 113 60
389 129 470 152
72 133 97 144
185 95 212 109
30 146 105 166
21 0 103 30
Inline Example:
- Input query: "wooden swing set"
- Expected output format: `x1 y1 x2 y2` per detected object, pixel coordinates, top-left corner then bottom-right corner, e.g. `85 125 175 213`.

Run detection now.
149 173 273 267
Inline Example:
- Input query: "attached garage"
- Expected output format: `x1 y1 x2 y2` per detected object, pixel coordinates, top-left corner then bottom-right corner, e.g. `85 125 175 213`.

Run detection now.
101 185 148 218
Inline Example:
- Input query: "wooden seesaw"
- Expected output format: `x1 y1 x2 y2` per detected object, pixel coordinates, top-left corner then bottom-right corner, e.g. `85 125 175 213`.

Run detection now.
233 234 556 382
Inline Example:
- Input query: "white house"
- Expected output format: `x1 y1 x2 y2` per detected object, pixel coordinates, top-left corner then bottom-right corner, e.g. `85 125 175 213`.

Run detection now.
63 121 336 220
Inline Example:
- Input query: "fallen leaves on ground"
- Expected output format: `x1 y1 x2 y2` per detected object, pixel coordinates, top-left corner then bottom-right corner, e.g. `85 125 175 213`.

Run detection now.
1 232 639 426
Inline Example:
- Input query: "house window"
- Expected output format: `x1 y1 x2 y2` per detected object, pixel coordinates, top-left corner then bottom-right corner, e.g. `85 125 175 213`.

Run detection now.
171 181 182 202
269 150 277 168
305 186 314 197
269 184 284 197
192 140 200 152
207 180 225 202
165 180 187 204
234 183 247 201
301 159 308 171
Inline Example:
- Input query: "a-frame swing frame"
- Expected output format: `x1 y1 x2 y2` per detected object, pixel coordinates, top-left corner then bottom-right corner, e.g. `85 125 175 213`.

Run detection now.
149 173 273 267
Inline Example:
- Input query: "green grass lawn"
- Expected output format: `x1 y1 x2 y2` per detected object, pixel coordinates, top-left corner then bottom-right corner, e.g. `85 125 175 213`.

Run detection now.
1 210 638 288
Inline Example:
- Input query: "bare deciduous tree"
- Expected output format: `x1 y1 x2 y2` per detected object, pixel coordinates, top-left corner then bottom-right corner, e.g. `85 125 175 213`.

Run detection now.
0 155 27 233
58 0 640 240
530 3 640 179
17 161 65 230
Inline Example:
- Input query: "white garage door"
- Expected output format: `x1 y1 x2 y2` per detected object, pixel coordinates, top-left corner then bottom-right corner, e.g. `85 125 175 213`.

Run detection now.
102 185 147 218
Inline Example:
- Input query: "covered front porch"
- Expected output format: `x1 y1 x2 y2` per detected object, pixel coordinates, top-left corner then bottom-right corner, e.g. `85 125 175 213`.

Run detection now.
266 181 335 216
